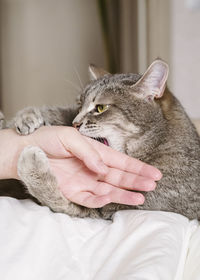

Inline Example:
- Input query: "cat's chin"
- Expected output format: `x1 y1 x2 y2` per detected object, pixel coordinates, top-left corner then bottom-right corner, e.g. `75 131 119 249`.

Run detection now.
91 137 109 146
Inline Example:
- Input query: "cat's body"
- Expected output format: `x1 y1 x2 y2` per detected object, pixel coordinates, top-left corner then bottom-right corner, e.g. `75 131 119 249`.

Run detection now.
2 60 200 220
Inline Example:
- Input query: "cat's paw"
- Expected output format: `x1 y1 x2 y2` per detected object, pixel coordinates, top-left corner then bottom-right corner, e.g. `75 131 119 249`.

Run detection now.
14 107 45 135
18 146 49 178
0 111 5 129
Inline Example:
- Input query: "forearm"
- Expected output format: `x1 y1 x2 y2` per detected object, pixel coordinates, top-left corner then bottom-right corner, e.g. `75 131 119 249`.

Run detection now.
0 129 28 180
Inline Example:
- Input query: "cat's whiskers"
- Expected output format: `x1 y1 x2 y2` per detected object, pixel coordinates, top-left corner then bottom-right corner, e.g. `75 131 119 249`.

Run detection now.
73 66 84 90
63 78 82 93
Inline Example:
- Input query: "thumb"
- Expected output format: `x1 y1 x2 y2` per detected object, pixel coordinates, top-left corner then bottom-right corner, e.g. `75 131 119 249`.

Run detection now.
58 128 108 175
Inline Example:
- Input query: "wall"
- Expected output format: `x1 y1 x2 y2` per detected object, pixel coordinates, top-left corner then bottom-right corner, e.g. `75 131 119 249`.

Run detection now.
170 0 200 119
1 0 200 119
0 0 105 118
137 0 171 83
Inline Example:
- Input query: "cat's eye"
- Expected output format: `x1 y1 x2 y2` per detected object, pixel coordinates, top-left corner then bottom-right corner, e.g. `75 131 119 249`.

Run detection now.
96 104 109 114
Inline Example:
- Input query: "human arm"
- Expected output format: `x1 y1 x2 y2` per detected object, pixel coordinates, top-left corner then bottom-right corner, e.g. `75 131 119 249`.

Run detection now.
0 126 162 208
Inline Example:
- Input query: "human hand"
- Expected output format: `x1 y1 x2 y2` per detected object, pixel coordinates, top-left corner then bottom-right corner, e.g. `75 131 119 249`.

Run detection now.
23 126 162 208
0 127 162 208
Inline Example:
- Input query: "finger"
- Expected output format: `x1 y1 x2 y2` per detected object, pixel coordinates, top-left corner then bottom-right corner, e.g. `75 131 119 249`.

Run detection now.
58 127 108 175
101 167 156 191
106 186 145 206
85 137 162 181
69 191 111 208
93 181 145 206
64 179 145 208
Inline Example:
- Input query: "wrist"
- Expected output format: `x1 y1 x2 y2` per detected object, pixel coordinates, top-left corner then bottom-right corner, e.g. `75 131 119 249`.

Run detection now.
0 129 29 180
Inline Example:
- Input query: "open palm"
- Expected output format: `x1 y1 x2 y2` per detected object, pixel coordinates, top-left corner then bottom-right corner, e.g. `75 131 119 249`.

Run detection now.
28 126 161 208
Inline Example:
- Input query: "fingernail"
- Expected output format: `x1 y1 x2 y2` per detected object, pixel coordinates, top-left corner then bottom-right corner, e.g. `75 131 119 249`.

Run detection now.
137 194 145 205
147 181 156 191
153 170 162 181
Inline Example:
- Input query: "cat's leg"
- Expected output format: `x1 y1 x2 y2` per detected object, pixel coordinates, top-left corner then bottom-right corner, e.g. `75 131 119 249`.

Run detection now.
17 146 100 218
0 111 6 129
13 106 78 135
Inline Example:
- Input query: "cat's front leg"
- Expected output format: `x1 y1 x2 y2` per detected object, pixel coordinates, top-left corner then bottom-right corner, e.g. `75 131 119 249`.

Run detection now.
14 107 46 135
17 146 100 218
13 106 79 135
0 111 5 129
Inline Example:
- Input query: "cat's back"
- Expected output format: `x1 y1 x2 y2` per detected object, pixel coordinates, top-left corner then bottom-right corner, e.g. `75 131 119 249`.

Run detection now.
142 88 200 219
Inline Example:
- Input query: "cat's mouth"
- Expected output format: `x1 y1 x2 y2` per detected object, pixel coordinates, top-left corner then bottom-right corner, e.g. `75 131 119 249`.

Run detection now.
91 137 109 146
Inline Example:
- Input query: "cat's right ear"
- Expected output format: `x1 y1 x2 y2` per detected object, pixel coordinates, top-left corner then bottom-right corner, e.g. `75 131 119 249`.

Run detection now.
88 64 110 81
133 59 169 100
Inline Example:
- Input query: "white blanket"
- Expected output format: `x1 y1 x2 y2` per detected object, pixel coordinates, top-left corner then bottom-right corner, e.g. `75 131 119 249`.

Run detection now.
0 197 199 280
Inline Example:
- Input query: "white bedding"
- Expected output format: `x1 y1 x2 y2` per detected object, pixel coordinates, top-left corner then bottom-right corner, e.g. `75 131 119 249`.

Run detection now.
0 197 199 280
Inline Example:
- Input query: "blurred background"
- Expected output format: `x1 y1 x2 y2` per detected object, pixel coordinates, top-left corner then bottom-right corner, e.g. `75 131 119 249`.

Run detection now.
0 0 200 119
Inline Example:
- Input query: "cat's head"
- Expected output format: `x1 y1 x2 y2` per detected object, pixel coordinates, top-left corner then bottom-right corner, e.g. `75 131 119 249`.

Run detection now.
73 59 169 152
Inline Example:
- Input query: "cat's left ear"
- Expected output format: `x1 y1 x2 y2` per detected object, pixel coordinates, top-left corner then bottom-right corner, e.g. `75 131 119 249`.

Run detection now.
133 59 169 100
89 64 110 81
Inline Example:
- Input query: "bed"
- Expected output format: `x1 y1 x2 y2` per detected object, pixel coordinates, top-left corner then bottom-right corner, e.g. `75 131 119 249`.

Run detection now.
0 197 199 280
0 121 200 280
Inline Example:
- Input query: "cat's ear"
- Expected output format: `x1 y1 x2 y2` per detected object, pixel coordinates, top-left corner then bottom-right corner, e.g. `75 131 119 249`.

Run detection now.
88 64 110 81
133 59 169 100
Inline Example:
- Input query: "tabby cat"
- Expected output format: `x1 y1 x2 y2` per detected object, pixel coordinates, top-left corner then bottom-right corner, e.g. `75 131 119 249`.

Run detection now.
5 59 200 219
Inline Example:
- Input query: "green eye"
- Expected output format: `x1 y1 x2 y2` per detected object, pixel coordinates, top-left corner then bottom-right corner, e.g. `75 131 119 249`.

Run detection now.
96 104 109 113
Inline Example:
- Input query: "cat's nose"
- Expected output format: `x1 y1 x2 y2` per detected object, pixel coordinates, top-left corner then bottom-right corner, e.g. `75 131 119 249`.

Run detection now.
73 122 82 130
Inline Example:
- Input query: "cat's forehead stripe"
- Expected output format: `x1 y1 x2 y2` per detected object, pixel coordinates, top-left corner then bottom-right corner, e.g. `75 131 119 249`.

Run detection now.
87 103 95 112
85 87 101 103
82 73 142 105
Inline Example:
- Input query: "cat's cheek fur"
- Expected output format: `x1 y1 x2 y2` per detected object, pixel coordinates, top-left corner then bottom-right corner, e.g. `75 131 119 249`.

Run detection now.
106 135 125 152
101 128 126 152
101 123 140 153
125 138 142 156
78 122 126 152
